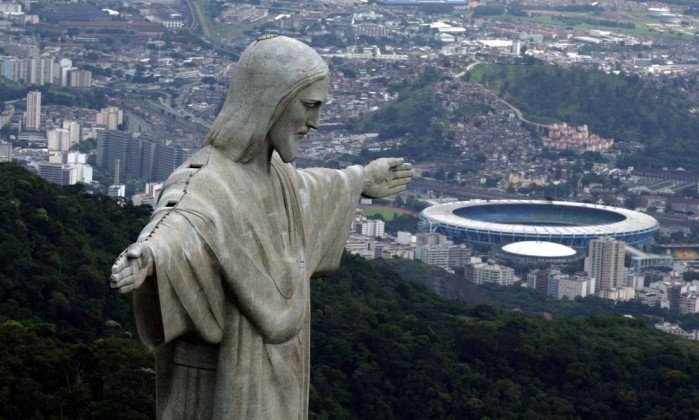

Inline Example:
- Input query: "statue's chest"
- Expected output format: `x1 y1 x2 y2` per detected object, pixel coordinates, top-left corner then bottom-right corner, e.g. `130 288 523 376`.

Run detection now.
252 176 307 298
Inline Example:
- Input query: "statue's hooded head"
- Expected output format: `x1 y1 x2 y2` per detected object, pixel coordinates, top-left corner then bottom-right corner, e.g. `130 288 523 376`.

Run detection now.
202 36 329 162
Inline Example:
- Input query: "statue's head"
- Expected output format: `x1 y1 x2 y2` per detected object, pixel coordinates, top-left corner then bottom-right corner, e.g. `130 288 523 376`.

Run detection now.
203 36 329 162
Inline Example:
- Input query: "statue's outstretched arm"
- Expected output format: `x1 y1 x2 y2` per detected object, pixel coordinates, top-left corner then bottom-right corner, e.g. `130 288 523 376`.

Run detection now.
109 243 154 294
361 158 414 198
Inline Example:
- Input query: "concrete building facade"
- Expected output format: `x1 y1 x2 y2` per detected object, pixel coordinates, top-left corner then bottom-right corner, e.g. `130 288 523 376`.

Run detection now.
465 262 515 286
357 218 385 238
585 237 626 293
24 90 41 131
555 273 596 300
416 243 469 269
96 106 123 130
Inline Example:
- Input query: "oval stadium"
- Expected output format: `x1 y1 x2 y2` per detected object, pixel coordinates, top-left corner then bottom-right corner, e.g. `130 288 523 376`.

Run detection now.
420 200 659 248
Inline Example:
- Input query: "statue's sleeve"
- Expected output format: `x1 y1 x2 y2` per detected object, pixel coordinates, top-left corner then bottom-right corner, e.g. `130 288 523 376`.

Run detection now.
132 209 226 350
295 165 364 277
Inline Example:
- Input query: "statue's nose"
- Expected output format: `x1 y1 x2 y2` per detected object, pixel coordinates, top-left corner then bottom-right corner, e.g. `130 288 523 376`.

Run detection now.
306 112 320 130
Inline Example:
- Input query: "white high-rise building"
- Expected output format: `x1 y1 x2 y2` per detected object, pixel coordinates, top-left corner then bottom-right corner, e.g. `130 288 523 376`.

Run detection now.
65 152 93 184
26 56 54 85
96 107 123 130
512 40 522 55
24 90 41 131
585 237 626 294
1 58 25 82
555 274 596 300
108 184 126 198
680 293 699 314
415 244 470 269
59 58 73 86
465 262 515 286
37 152 93 185
47 128 71 151
38 162 77 185
132 182 163 207
396 231 412 245
62 120 81 147
0 140 13 162
358 218 385 238
67 69 92 88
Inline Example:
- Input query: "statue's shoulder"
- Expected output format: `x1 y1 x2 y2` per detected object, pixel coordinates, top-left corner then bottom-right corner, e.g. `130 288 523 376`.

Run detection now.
162 147 240 187
143 148 251 238
158 147 210 189
157 147 252 209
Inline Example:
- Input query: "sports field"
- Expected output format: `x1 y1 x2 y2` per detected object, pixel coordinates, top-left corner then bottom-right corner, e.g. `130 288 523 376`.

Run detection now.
362 205 418 221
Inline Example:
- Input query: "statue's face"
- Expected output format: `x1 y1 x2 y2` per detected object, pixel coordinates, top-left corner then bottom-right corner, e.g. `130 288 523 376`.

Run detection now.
268 78 329 163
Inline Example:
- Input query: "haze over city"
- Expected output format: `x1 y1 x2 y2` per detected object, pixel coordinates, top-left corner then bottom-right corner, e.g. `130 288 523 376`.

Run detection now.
0 0 698 417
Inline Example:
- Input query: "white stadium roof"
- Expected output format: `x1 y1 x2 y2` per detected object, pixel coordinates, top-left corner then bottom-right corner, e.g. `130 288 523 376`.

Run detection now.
502 241 576 258
421 200 658 238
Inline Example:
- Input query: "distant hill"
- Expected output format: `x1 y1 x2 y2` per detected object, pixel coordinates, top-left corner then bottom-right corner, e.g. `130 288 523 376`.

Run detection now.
346 67 459 161
465 63 699 171
0 164 697 418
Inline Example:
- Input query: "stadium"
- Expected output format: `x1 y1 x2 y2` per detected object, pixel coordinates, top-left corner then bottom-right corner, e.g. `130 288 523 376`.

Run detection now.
420 199 659 248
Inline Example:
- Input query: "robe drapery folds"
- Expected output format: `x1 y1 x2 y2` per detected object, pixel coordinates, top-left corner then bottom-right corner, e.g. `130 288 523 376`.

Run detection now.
132 146 363 418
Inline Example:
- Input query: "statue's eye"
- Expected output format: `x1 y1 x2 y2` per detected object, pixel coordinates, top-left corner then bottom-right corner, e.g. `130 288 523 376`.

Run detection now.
304 101 322 108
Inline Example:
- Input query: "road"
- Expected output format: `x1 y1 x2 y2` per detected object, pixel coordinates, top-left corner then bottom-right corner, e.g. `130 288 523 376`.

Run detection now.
411 178 522 201
184 0 210 40
124 110 151 134
453 62 549 134
453 61 480 79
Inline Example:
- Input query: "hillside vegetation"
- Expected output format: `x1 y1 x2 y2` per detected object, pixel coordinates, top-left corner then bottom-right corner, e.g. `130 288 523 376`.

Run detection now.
0 164 697 418
0 164 150 338
384 258 699 331
311 254 699 418
0 163 154 417
465 63 699 171
346 67 459 161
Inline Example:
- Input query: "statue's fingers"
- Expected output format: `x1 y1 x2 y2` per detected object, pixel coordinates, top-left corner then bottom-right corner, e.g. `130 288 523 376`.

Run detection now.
117 282 137 294
126 243 143 259
392 168 414 180
395 162 412 171
110 265 134 283
384 157 404 168
111 255 130 274
110 272 133 290
386 184 407 196
388 177 411 188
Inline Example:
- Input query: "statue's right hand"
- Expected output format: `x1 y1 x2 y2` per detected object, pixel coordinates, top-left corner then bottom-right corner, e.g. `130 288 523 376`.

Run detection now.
109 243 153 294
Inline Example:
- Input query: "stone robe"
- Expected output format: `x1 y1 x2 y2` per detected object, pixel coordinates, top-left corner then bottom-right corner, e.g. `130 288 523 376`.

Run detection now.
132 145 363 418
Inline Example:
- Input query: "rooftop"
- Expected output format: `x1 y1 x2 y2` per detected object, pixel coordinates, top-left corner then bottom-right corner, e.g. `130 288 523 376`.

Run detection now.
502 241 576 258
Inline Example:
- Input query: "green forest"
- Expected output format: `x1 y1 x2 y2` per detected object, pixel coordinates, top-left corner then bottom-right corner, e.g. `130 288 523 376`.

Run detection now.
0 164 697 418
464 63 699 171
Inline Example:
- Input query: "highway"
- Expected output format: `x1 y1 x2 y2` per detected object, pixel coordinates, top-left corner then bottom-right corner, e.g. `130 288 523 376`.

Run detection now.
410 178 522 201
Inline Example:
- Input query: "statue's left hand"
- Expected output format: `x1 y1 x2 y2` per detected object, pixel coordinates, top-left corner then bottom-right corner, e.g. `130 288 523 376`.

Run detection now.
362 157 414 198
109 243 153 294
